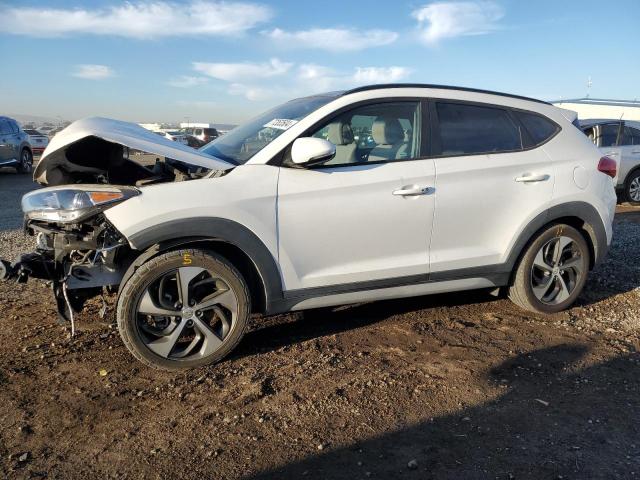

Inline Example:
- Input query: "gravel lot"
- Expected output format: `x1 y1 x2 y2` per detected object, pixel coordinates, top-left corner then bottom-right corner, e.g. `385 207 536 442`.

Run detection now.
1 168 639 479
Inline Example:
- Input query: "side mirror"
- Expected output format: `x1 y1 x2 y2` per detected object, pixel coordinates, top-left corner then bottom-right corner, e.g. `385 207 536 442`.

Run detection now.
290 137 336 166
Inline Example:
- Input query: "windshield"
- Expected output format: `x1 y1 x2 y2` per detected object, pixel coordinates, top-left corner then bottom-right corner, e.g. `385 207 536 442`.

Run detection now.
200 95 337 165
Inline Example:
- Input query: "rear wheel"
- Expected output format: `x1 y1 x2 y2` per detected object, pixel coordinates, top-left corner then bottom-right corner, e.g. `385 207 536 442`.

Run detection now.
625 170 640 205
16 149 32 174
508 224 589 314
117 249 250 370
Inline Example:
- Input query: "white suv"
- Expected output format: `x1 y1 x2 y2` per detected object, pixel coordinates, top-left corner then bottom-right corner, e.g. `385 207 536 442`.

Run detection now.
580 119 640 204
1 84 617 370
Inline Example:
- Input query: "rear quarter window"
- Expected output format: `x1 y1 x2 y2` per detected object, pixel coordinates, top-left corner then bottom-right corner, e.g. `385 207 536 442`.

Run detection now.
514 111 560 146
435 102 523 156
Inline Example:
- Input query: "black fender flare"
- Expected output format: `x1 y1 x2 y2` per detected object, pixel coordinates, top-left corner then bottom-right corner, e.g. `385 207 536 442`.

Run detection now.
120 218 284 312
505 201 608 273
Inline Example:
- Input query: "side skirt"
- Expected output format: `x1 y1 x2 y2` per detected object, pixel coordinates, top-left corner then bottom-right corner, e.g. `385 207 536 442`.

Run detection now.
267 271 509 314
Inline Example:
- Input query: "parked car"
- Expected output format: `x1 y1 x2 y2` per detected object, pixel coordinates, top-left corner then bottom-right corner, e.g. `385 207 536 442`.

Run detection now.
0 116 33 173
23 128 50 156
154 130 189 145
580 119 640 204
182 126 219 145
0 85 616 370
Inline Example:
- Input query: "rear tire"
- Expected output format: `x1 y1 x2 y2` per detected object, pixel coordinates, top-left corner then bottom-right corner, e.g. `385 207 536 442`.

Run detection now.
117 249 250 370
16 149 32 174
625 170 640 205
508 224 589 314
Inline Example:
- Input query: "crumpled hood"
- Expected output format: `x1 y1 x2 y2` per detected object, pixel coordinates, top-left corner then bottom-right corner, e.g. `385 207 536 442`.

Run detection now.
34 117 233 185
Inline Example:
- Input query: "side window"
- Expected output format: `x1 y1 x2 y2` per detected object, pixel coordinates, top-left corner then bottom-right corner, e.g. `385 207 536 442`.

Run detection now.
622 127 640 146
514 111 559 146
9 120 20 133
435 102 522 156
0 120 9 135
598 123 621 148
308 101 422 166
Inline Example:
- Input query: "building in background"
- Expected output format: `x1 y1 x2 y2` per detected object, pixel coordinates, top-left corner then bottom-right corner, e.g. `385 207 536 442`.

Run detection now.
553 98 640 121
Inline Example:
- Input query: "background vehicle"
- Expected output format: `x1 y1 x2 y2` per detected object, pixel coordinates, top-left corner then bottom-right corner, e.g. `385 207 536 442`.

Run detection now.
580 119 640 204
23 128 49 156
2 85 616 370
181 124 219 146
0 116 33 173
154 130 189 145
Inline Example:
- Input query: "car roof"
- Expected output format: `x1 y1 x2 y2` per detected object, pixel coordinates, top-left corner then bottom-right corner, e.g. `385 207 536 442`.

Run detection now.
580 118 640 128
340 84 550 105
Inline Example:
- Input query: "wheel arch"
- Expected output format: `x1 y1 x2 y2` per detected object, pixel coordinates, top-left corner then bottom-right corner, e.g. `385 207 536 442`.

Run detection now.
506 201 608 283
119 218 284 314
623 165 640 201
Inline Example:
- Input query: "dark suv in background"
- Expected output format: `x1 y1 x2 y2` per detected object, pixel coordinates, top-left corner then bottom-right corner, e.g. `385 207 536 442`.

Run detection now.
0 116 33 173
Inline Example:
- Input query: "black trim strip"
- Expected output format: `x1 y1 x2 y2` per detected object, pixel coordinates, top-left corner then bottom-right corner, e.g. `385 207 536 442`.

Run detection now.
342 84 551 105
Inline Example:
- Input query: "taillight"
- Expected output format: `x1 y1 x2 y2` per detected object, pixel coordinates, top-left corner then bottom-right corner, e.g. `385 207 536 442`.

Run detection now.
597 156 617 178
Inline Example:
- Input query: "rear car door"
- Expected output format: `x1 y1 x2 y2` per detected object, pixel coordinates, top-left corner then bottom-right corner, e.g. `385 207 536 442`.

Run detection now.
428 100 555 275
619 125 640 189
277 100 436 291
595 122 624 186
8 120 22 159
0 119 12 162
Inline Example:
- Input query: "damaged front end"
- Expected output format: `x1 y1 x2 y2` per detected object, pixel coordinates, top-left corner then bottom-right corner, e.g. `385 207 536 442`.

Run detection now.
0 117 233 333
1 186 138 332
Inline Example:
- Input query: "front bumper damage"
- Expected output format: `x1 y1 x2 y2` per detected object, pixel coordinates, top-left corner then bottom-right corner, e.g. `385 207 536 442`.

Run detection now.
0 215 130 333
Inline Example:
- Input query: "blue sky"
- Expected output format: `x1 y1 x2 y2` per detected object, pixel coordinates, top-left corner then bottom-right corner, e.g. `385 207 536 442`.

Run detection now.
0 0 638 123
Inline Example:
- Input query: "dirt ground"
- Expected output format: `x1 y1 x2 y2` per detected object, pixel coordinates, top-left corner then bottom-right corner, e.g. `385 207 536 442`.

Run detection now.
1 168 639 479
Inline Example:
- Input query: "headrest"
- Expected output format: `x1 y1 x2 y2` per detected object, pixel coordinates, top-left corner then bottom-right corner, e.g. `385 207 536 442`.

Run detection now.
326 121 354 145
372 117 403 145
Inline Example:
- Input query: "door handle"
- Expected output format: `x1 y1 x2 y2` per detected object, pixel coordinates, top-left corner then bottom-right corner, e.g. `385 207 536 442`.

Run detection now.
515 174 550 183
632 150 640 154
392 185 432 196
605 151 619 156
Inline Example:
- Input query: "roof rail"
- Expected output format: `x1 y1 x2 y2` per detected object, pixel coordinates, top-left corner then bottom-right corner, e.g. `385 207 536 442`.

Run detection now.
342 84 550 105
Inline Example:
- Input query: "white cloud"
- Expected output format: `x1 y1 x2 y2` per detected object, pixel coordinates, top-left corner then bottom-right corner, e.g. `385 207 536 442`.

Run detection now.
167 76 209 88
228 83 272 101
208 61 412 101
72 64 114 80
352 67 412 84
265 27 398 52
193 58 293 82
412 1 504 45
0 1 272 38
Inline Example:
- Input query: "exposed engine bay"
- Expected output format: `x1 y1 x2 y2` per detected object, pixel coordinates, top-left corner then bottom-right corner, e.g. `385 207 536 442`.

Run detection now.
34 136 210 187
0 117 233 330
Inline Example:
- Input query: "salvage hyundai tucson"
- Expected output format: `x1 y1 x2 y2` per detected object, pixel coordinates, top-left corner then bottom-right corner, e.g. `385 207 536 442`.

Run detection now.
0 84 617 370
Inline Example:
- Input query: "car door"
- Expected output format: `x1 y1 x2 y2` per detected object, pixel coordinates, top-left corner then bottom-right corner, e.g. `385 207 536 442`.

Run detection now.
428 100 555 274
277 100 436 291
619 125 640 186
0 119 12 162
8 120 22 159
595 121 624 186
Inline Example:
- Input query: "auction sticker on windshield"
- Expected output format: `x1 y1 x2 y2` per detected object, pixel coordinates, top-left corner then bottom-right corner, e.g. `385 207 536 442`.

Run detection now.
264 119 298 130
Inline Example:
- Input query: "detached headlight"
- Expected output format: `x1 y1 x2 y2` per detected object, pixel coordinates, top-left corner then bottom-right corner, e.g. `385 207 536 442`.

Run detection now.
22 186 140 223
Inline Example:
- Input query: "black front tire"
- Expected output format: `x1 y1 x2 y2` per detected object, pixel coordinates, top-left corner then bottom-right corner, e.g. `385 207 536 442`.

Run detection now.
117 249 251 370
16 149 32 174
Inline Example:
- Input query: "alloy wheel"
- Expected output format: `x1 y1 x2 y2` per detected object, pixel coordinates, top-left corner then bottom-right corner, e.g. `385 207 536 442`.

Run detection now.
21 150 32 172
135 266 238 360
629 177 640 202
530 235 585 305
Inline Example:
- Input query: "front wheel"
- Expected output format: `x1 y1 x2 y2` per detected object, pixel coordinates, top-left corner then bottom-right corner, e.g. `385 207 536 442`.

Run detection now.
625 170 640 205
508 224 590 314
16 149 32 174
117 249 250 370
